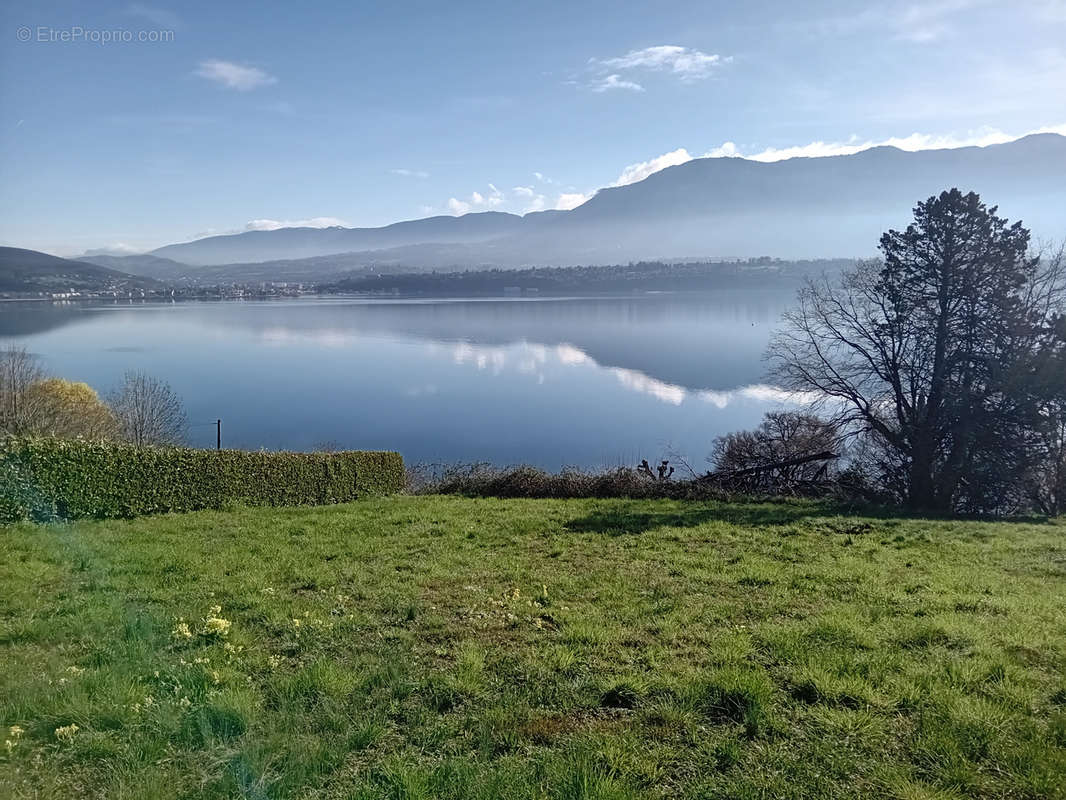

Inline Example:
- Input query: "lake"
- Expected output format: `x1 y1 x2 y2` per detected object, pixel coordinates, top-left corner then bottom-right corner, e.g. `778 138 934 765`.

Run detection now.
0 291 799 470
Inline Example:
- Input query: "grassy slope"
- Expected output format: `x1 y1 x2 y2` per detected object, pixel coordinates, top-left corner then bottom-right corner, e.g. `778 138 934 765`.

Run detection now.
1 496 1064 799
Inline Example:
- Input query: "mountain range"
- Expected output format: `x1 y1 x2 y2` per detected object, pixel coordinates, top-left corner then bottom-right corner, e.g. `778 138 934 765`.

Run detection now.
109 134 1066 280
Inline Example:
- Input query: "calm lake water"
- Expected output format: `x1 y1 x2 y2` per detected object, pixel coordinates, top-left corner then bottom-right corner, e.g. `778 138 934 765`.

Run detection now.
0 292 798 469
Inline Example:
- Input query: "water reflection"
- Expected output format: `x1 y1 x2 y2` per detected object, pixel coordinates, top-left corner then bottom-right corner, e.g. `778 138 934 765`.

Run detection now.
0 293 799 467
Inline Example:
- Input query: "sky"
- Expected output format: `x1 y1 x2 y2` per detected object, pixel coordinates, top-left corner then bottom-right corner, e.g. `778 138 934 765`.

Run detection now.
1 0 1065 255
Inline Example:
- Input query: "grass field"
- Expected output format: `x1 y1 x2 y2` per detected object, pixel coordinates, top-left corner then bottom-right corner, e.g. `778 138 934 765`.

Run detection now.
2 496 1065 799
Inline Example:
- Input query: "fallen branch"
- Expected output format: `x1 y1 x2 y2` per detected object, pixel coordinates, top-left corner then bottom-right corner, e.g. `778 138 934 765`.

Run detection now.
699 450 839 483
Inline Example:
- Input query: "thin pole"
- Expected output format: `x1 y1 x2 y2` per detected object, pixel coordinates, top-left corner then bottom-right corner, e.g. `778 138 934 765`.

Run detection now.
216 419 221 450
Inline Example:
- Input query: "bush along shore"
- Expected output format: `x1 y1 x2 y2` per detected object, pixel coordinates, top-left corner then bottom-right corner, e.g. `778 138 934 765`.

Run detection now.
0 437 404 522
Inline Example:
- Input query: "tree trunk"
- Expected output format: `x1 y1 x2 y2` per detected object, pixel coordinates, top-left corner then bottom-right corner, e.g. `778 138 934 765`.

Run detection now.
906 438 938 511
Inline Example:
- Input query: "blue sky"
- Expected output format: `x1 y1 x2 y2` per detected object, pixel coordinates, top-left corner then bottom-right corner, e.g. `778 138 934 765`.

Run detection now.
1 0 1064 255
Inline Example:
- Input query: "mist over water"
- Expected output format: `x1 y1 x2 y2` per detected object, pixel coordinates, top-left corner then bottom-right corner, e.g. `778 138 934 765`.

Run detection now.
1 291 798 469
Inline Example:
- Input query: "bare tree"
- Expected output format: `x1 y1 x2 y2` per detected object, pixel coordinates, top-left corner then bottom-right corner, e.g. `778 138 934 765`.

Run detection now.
107 371 187 446
708 411 840 494
768 190 1066 513
0 346 46 434
1028 415 1066 516
1024 264 1066 514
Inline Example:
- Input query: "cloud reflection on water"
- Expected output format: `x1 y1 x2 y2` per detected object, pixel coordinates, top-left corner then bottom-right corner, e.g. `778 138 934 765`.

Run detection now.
257 325 802 411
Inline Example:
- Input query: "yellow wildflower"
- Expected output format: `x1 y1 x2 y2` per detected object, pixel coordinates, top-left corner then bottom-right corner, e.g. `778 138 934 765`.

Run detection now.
65 665 85 676
203 616 231 636
172 621 193 640
54 724 79 742
9 726 24 739
267 655 281 669
178 696 192 709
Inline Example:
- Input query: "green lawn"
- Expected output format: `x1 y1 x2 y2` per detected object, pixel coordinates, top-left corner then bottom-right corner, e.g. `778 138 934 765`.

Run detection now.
2 496 1065 799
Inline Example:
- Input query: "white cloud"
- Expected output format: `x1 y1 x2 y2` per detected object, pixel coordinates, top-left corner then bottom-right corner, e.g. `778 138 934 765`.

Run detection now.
446 184 505 215
195 59 277 91
428 340 809 409
597 45 728 80
452 342 508 374
612 147 694 186
555 192 591 211
445 187 586 214
556 344 590 365
591 74 645 93
244 217 347 231
611 368 686 405
82 242 143 256
391 168 430 178
703 123 1066 163
260 328 354 348
513 186 547 212
698 384 812 409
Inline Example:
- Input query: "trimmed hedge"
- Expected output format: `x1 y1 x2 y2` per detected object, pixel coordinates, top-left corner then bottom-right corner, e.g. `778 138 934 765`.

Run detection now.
0 437 404 522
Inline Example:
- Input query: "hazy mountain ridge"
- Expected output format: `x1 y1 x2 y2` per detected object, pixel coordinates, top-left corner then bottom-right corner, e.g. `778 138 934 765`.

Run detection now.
150 211 530 266
95 135 1066 278
0 247 164 294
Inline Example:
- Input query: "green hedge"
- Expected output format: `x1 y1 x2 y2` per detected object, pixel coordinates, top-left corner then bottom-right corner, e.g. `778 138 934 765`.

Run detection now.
0 437 404 522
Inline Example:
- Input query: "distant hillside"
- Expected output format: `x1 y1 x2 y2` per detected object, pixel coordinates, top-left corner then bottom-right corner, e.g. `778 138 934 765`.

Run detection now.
78 253 191 282
146 134 1066 271
541 133 1066 260
151 212 529 266
325 258 852 296
0 247 164 294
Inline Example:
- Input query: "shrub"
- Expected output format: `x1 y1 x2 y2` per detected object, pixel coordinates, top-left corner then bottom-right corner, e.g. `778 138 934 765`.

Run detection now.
22 379 117 440
709 411 841 495
0 437 403 522
407 462 733 500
